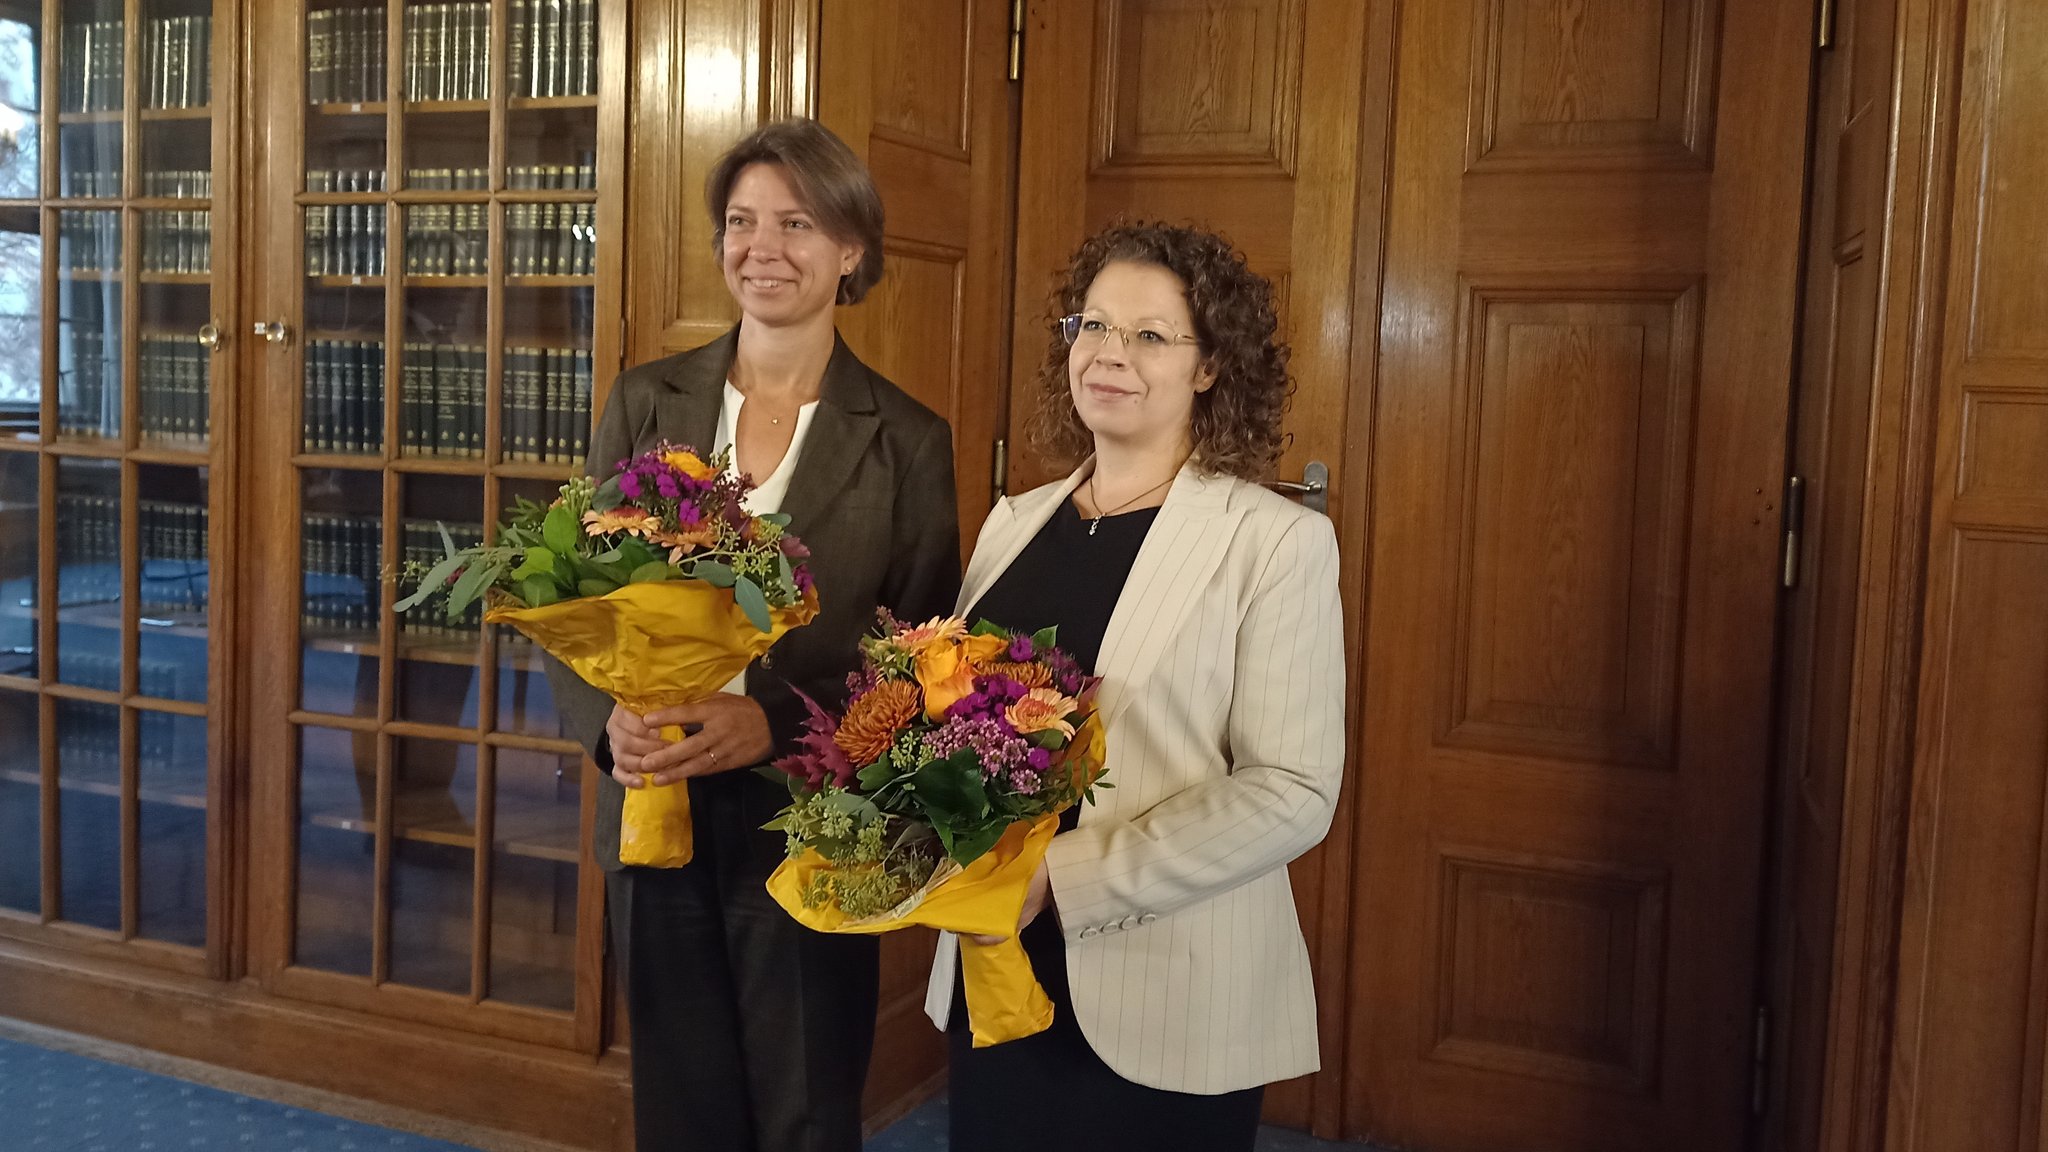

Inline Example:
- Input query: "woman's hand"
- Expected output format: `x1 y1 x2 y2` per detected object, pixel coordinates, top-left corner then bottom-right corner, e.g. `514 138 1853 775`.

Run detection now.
605 695 776 789
971 860 1051 946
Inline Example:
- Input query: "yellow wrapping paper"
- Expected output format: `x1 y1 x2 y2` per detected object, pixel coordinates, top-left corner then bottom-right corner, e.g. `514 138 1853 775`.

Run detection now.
765 716 1106 1047
486 579 819 868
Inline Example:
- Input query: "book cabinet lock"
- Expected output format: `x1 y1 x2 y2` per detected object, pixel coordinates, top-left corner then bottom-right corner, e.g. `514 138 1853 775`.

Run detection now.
253 320 291 345
197 322 222 352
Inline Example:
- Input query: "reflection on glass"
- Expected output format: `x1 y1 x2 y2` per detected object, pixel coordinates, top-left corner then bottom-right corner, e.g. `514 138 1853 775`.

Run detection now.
397 474 480 724
141 285 213 449
295 724 376 976
0 451 36 677
59 9 124 114
505 202 594 280
59 122 119 198
0 10 42 199
502 288 592 465
57 210 121 441
0 690 38 913
495 626 562 738
389 738 475 994
56 697 120 930
138 464 208 701
137 709 205 946
489 748 578 1010
506 107 596 191
299 468 381 716
302 273 386 455
141 6 213 112
56 457 120 690
0 207 40 442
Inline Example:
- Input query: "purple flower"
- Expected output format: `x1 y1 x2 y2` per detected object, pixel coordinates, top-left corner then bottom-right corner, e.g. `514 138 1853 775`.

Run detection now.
1026 746 1051 772
655 471 680 499
675 501 703 527
923 715 1030 781
1007 635 1036 662
780 535 811 561
794 566 815 595
617 472 643 500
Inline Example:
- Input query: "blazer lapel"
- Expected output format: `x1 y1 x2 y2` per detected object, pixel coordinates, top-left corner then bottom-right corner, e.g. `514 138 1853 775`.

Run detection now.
1089 467 1244 733
957 463 1091 615
649 327 731 454
779 335 880 528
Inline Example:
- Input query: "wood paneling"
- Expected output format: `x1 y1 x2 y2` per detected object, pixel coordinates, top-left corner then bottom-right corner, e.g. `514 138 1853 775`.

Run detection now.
1348 0 1814 1147
1095 0 1303 175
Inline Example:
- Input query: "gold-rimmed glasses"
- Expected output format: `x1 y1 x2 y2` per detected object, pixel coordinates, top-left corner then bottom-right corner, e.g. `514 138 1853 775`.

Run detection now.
1059 313 1201 359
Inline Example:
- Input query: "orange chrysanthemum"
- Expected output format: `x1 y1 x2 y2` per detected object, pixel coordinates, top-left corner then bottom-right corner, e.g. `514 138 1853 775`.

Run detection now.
583 507 661 538
834 678 921 765
648 524 719 564
983 660 1052 690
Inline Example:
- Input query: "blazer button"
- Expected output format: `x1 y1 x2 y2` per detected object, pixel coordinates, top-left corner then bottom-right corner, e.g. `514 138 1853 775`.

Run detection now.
1079 927 1100 940
1139 913 1158 925
759 653 774 670
1121 915 1141 931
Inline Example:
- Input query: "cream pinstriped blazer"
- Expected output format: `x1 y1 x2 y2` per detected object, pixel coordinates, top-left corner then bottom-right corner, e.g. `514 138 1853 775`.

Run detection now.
924 460 1347 1094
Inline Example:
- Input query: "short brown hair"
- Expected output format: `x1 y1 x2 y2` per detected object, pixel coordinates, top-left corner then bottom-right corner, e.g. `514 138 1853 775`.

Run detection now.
705 119 886 304
1026 221 1291 480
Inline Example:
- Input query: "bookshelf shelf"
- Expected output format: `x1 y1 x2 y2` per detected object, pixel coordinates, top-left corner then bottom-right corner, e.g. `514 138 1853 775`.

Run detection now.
403 100 490 115
60 269 121 282
308 275 387 288
497 190 600 204
508 96 598 112
130 443 211 465
132 198 214 209
58 111 125 125
140 273 213 286
0 766 209 811
301 790 579 864
310 101 389 116
403 276 490 288
291 452 386 471
395 637 485 668
492 462 576 481
141 106 213 122
390 456 488 475
506 276 595 288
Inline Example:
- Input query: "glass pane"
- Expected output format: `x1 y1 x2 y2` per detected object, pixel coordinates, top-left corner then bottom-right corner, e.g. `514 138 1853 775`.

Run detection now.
59 7 123 114
0 207 39 442
505 109 595 192
0 690 38 914
303 201 386 282
488 747 577 1010
295 724 376 976
389 737 474 994
299 467 381 716
137 463 206 700
505 202 593 281
55 456 119 690
507 0 595 101
403 0 488 104
306 3 389 189
136 708 204 946
55 697 119 930
140 6 211 112
397 474 480 725
502 288 591 465
0 451 35 677
57 210 121 441
59 123 119 198
401 206 485 459
0 11 41 199
302 261 386 454
140 127 210 198
140 286 212 450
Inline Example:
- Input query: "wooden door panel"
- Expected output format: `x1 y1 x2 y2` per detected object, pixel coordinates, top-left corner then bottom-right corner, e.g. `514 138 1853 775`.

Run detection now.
1352 0 1814 1148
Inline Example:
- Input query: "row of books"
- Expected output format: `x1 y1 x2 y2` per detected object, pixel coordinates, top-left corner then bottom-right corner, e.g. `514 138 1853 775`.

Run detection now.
508 0 598 99
305 204 388 277
400 519 484 637
404 3 491 102
409 167 490 191
308 167 387 194
61 22 124 114
507 161 596 190
140 499 211 615
502 346 593 464
400 342 488 457
140 211 213 275
60 213 121 272
140 335 213 446
404 204 488 276
509 203 595 277
55 695 207 776
142 16 214 110
59 329 122 440
301 512 383 633
306 7 388 106
58 170 216 200
303 339 387 455
56 495 120 611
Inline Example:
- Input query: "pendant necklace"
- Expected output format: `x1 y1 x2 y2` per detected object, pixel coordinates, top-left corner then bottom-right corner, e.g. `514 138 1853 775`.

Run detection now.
1085 474 1174 535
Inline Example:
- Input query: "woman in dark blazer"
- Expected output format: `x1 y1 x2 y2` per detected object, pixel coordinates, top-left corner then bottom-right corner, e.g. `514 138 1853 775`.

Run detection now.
546 119 960 1152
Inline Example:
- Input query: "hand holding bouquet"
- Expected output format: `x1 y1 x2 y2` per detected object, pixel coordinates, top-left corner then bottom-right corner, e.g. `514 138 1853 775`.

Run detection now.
764 614 1108 1047
398 443 820 867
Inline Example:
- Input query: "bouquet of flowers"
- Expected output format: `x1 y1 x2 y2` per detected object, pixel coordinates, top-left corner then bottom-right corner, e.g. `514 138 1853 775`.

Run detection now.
398 442 819 867
764 613 1108 1047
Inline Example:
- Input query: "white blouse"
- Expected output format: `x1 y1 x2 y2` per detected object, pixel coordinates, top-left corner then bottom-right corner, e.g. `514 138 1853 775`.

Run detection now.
712 380 819 694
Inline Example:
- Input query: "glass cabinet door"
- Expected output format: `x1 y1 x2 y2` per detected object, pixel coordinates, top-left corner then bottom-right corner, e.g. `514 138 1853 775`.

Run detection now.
259 0 610 1047
0 0 225 973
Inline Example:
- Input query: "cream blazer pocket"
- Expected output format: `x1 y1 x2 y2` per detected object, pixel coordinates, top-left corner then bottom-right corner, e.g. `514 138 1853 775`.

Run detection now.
926 462 1347 1095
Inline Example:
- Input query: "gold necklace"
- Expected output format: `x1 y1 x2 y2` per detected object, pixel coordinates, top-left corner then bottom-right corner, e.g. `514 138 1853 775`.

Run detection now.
1084 474 1173 536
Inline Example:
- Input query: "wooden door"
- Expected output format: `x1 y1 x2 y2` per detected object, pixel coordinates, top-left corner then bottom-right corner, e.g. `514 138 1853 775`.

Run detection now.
1767 0 1898 1146
812 0 1019 1122
1347 0 1816 1149
1005 0 1380 1131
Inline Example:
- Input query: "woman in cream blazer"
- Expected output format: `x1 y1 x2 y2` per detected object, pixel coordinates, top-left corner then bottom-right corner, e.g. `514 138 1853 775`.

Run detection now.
928 221 1346 1150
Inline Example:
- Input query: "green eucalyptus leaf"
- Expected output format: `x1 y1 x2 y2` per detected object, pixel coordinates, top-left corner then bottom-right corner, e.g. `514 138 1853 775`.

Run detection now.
447 560 503 618
517 574 560 607
629 560 674 584
394 552 465 612
734 576 771 632
542 502 580 554
437 521 459 560
692 559 736 588
577 577 620 597
512 546 555 580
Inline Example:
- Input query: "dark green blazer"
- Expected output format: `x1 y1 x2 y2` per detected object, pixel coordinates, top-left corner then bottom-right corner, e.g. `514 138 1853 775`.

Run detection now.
544 327 962 870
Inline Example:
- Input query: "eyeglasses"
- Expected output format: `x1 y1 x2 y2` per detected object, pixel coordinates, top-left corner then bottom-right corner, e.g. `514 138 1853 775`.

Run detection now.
1059 314 1201 359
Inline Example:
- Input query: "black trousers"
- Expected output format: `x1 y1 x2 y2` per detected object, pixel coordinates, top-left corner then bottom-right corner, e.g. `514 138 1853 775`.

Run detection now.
947 913 1264 1152
606 769 880 1152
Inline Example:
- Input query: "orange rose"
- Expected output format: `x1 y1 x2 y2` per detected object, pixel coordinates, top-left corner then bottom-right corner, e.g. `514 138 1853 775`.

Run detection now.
914 640 979 720
959 631 1009 671
663 450 718 482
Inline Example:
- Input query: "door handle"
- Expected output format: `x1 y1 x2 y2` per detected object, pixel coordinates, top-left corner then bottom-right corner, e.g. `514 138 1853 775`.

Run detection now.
1266 460 1329 515
197 321 221 351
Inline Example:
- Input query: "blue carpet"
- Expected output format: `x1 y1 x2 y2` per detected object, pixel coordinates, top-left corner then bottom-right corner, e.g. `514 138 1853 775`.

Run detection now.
0 1033 1379 1151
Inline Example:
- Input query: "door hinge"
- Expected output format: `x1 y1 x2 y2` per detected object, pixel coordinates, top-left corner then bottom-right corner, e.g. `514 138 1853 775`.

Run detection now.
992 437 1008 499
1781 475 1805 590
1008 0 1025 82
1751 1004 1771 1115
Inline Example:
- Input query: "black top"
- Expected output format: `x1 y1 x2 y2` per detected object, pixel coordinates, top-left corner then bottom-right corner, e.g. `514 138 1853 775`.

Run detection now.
967 497 1159 676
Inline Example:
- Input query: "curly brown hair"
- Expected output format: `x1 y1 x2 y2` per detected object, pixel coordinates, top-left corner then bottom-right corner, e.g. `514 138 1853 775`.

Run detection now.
1025 221 1291 480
